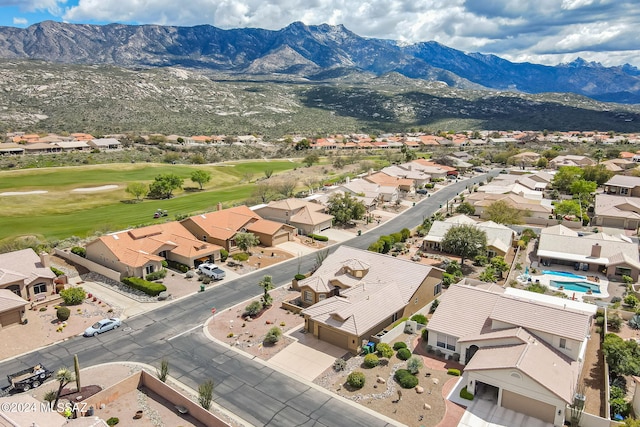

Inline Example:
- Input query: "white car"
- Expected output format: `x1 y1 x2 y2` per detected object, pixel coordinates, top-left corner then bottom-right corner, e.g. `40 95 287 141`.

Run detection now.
198 263 226 280
84 318 121 337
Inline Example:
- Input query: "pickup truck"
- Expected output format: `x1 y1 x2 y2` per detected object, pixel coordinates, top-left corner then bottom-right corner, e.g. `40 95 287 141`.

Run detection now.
3 364 52 394
197 263 226 280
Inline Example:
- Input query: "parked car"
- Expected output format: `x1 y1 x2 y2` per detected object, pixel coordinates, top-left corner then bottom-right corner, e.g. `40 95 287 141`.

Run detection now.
84 318 121 337
473 167 485 172
198 263 226 280
416 188 429 194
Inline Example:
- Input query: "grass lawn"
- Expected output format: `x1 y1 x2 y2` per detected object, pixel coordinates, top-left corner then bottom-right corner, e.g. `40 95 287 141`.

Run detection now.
0 160 300 241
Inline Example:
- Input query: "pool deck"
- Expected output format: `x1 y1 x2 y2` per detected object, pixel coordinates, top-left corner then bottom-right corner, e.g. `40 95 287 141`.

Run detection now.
520 268 609 302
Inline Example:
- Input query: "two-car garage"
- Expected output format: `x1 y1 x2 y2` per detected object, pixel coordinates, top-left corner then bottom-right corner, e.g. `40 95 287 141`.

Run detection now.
501 390 556 424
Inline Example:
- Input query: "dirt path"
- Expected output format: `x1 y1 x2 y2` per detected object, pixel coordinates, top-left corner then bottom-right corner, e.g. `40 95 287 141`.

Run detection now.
579 323 605 417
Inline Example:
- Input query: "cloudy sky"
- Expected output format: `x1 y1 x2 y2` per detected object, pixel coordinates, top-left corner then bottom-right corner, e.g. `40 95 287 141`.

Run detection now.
1 0 639 67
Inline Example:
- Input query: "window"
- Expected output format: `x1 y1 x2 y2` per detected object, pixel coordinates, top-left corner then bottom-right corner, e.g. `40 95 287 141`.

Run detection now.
487 250 496 259
559 338 567 349
202 235 207 241
158 250 167 258
615 267 632 277
621 187 629 195
392 312 398 322
303 291 313 303
436 333 457 351
33 283 47 294
145 265 155 275
434 282 442 296
318 294 326 301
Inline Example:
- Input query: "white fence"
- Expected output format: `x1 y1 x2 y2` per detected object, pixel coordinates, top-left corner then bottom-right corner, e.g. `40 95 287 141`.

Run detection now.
54 248 122 282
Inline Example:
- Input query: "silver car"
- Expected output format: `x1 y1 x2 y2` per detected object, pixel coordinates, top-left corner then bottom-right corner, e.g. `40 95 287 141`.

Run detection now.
84 318 121 337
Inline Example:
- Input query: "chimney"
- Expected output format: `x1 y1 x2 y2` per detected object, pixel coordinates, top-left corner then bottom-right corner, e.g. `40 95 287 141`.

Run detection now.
217 202 223 211
39 252 50 268
345 176 350 184
591 243 601 258
334 286 340 297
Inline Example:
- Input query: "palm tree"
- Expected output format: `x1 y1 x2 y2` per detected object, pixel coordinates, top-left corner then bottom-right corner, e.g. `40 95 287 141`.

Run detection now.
53 367 76 409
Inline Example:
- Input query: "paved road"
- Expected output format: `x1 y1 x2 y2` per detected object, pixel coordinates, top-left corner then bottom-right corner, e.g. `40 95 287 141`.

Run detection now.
0 173 493 427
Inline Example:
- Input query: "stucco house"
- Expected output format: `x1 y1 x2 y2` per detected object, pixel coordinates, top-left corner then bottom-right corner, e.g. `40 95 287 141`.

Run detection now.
0 249 55 326
181 205 297 251
536 224 640 280
510 151 541 166
427 283 595 426
86 222 223 279
593 194 640 230
364 171 414 193
548 155 595 169
422 215 516 259
465 192 553 220
604 175 640 197
300 246 443 354
338 178 397 205
253 199 334 236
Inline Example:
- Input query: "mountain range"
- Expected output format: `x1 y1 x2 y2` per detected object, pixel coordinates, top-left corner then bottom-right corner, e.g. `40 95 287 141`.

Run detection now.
0 21 639 104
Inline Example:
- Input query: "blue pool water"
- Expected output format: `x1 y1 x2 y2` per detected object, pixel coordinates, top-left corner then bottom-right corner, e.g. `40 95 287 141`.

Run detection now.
542 270 586 280
550 280 601 294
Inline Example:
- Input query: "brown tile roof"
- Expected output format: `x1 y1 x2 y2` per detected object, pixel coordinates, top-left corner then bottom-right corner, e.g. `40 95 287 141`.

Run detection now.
364 172 413 188
290 206 334 226
183 205 259 240
246 218 288 235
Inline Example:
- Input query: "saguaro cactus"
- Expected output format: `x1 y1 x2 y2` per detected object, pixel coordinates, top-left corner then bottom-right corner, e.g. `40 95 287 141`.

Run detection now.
74 354 81 392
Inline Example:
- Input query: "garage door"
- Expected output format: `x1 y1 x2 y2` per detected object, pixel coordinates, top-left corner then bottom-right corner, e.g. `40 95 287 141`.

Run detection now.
603 218 625 228
272 232 290 246
0 310 22 328
502 390 555 424
318 326 348 349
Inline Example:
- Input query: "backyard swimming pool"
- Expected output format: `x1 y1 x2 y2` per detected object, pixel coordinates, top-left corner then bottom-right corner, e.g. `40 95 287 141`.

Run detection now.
542 270 586 280
550 280 601 294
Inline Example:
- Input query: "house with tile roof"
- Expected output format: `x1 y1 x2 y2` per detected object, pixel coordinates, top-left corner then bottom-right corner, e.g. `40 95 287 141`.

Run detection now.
604 175 640 197
422 215 516 259
364 171 414 193
427 282 594 426
548 155 595 169
181 205 296 251
0 249 55 325
86 222 223 279
88 138 122 151
593 193 640 230
300 246 443 353
253 199 333 236
536 224 640 280
510 151 541 167
337 178 394 207
465 192 553 220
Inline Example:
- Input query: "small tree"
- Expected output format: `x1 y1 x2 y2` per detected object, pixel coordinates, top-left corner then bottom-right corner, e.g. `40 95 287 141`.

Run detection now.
125 182 147 201
190 170 212 190
407 356 423 375
258 275 274 307
147 173 184 199
455 202 475 215
490 256 509 279
327 192 366 224
303 152 320 167
479 266 497 283
53 367 76 409
441 224 487 265
60 287 86 305
485 200 528 225
234 232 260 254
198 379 214 410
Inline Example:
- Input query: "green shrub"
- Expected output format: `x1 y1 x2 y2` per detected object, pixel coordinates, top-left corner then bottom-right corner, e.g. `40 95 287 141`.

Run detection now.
363 353 380 368
167 260 189 273
294 274 306 281
106 418 119 426
161 260 168 268
122 277 167 296
220 249 229 262
429 299 439 313
56 306 70 322
376 342 394 358
308 234 329 241
421 328 429 342
610 397 630 417
264 326 282 344
70 246 86 257
397 348 412 360
334 358 346 371
410 314 427 325
610 385 626 400
347 371 366 389
60 287 86 305
50 267 65 277
145 269 167 281
394 369 418 388
473 255 488 266
460 386 474 400
245 301 262 317
595 315 605 326
393 342 408 350
407 356 423 374
447 368 461 376
232 252 249 262
625 294 639 308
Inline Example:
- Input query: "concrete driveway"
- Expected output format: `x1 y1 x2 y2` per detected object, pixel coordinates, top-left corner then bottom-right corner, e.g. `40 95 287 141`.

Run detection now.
322 227 356 242
268 327 349 381
458 398 554 427
277 240 319 256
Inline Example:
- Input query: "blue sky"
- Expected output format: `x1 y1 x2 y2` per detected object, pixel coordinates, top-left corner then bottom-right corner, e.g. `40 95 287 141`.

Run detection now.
1 0 639 67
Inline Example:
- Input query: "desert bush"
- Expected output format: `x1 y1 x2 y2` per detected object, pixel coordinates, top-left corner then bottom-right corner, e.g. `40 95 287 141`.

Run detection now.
376 342 394 358
394 369 418 388
245 301 262 317
308 234 329 241
410 313 428 325
407 356 423 374
447 368 461 376
334 358 346 371
70 246 86 257
220 249 229 261
106 418 119 426
393 342 408 350
56 306 70 321
145 269 167 281
60 287 86 305
264 326 282 344
167 260 189 273
347 371 366 389
363 354 380 368
397 348 412 360
460 386 474 400
232 252 249 262
50 267 65 277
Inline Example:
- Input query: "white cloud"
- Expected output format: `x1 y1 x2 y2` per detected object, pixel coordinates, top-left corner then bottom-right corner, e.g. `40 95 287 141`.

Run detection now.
55 0 640 66
12 17 28 25
0 0 65 14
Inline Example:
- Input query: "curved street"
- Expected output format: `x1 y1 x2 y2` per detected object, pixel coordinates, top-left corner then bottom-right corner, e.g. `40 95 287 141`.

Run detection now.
0 173 492 427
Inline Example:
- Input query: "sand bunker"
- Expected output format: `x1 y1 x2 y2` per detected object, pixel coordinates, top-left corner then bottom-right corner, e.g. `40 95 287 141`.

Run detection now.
71 185 118 192
0 190 48 196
